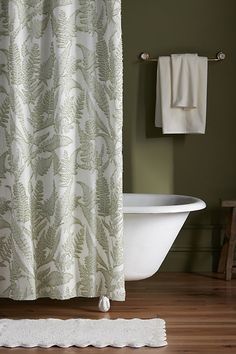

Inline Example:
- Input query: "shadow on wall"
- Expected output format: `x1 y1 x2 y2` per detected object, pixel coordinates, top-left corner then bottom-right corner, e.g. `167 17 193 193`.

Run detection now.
136 61 157 139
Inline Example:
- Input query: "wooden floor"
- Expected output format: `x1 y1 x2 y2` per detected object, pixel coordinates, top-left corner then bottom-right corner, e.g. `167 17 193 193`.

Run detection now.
0 273 235 354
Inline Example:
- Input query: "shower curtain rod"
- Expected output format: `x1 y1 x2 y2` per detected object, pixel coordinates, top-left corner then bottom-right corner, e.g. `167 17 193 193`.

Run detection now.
140 51 226 62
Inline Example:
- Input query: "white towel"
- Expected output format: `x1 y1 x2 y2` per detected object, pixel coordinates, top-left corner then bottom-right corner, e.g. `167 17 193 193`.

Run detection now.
171 54 198 108
155 56 208 134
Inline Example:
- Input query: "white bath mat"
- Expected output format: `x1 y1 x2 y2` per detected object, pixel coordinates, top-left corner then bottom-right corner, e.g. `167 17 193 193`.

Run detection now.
0 318 167 348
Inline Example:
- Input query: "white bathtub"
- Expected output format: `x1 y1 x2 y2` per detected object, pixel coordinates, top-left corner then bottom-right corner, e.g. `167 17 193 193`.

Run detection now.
99 193 206 311
123 193 206 281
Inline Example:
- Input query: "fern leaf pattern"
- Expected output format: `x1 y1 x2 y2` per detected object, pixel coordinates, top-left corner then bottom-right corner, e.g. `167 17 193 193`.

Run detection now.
0 0 124 301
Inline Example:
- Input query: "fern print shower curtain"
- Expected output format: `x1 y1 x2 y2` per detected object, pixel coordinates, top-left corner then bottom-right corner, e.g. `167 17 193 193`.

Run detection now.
0 0 125 301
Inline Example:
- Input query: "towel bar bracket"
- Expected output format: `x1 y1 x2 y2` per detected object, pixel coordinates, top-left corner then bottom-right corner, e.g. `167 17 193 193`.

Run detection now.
140 51 226 62
215 51 226 61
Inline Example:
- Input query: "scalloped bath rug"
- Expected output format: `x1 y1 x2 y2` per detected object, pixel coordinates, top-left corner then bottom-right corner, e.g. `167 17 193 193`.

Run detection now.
0 318 167 348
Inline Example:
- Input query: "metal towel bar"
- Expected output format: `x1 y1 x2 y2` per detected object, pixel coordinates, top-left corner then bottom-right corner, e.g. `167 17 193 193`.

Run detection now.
140 51 226 62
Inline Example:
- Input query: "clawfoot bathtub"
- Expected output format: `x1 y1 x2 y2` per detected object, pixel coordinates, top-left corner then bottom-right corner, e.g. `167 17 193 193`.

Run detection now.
98 193 206 312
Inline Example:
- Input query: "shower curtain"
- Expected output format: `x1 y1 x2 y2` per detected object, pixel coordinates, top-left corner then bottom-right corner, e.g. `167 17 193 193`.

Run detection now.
0 0 125 301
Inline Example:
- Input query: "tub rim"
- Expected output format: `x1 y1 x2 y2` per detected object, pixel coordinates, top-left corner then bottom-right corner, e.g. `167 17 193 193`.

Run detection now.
123 193 206 214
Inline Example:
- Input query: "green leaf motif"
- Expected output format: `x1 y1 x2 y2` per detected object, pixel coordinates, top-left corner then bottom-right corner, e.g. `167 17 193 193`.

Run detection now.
0 152 8 178
34 156 53 176
13 183 31 223
43 271 73 287
0 97 10 128
0 218 10 229
43 183 57 217
39 135 72 152
0 198 11 216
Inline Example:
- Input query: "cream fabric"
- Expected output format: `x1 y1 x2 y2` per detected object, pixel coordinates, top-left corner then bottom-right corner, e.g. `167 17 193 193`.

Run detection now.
171 53 199 108
0 318 167 348
155 56 208 134
0 0 125 301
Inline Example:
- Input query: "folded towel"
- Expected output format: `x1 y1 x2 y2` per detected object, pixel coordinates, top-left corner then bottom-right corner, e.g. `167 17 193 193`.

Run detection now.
155 56 208 134
171 54 198 109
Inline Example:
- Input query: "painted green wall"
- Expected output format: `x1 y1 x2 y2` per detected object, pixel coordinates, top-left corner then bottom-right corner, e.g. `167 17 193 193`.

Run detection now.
122 0 236 271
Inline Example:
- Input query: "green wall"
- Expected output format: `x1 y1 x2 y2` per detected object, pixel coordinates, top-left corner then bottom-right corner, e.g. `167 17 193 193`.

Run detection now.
122 0 236 271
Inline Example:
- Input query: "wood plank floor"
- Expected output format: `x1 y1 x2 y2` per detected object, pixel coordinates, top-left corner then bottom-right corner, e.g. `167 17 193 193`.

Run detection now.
0 273 235 353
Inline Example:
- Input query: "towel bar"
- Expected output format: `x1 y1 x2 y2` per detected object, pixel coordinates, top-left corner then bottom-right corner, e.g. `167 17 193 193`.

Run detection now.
140 51 226 62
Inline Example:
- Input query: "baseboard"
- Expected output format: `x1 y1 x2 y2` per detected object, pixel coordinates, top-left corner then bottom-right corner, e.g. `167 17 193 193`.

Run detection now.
160 223 223 272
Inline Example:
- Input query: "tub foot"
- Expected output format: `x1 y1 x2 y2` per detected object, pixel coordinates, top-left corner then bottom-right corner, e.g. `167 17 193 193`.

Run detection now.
98 296 110 312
